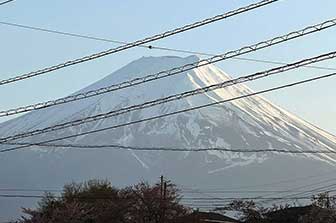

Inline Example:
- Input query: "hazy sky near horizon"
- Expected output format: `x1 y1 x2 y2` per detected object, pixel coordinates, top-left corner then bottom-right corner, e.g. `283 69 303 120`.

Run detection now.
0 0 335 134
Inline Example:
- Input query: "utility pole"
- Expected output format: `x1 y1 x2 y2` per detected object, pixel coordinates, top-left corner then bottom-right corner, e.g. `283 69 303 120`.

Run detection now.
163 181 167 223
159 176 167 223
160 175 164 201
193 208 200 223
160 175 164 223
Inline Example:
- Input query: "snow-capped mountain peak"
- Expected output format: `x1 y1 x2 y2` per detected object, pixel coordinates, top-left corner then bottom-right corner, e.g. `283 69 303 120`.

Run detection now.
1 55 336 167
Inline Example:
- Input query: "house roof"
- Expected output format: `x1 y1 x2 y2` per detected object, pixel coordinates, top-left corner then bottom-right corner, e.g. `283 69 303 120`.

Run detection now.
266 205 313 223
177 211 240 223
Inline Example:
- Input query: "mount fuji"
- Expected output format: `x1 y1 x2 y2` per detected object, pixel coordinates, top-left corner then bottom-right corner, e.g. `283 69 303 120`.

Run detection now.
1 55 336 219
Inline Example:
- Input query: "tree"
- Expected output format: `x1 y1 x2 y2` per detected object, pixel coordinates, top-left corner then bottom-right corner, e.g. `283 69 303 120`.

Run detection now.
125 181 188 223
299 193 336 223
216 200 268 223
16 179 189 223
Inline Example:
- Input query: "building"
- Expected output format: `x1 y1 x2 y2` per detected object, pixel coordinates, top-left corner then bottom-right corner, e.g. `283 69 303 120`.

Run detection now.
177 211 240 223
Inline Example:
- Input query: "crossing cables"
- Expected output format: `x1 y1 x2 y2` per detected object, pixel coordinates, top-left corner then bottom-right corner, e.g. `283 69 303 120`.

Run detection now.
0 50 336 144
0 0 279 86
1 62 336 152
1 18 336 117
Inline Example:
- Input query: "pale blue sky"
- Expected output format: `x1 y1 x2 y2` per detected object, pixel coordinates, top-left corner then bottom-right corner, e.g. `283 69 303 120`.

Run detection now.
0 0 335 134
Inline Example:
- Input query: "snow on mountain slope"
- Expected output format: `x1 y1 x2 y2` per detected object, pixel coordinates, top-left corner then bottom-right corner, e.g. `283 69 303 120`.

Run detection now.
1 55 336 170
2 55 336 220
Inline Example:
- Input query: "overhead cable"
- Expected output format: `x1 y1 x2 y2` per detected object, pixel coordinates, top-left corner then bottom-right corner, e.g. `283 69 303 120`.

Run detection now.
1 18 336 117
1 50 336 144
1 70 336 153
4 141 336 154
0 194 322 201
1 20 336 71
0 0 14 6
0 0 279 86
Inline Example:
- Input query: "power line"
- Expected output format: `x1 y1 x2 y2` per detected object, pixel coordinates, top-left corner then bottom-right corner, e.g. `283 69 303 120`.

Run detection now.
0 193 322 201
282 177 336 196
1 50 336 144
181 189 336 194
1 186 335 208
1 187 335 194
4 180 336 194
1 18 336 117
2 180 335 204
164 47 336 71
223 169 336 191
1 70 336 153
257 177 336 204
0 194 45 199
178 169 336 204
181 197 321 201
0 188 61 192
2 20 336 72
0 21 132 45
0 0 14 6
183 181 336 207
179 177 336 206
185 191 336 204
261 186 336 206
0 0 279 86
281 183 336 201
230 56 336 71
178 184 224 202
3 141 336 154
265 177 336 197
